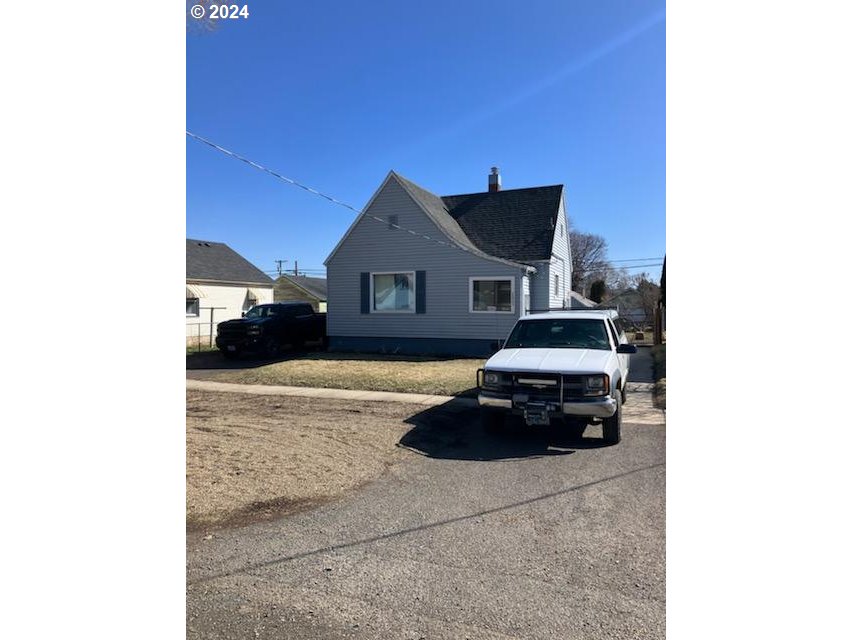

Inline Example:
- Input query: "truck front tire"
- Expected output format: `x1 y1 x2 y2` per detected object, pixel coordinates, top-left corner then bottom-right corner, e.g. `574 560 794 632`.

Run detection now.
263 337 280 358
602 390 622 445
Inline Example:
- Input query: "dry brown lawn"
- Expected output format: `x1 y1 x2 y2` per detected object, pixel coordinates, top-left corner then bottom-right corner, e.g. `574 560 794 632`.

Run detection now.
186 389 419 531
207 352 485 396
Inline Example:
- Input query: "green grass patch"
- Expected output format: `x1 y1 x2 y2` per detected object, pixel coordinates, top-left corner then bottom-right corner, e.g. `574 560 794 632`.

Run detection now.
209 352 486 396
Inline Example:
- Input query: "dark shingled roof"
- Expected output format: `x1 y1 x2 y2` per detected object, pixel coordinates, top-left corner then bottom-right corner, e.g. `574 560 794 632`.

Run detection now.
277 275 328 300
391 173 563 264
441 185 564 262
392 173 483 256
186 239 273 285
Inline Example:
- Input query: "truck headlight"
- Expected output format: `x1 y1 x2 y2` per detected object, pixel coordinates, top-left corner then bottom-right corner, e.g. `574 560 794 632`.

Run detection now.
247 327 262 335
484 372 500 385
583 375 609 396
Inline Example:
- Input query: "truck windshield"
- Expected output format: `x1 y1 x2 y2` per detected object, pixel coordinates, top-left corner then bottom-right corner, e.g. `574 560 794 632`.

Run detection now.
504 318 611 350
243 305 277 318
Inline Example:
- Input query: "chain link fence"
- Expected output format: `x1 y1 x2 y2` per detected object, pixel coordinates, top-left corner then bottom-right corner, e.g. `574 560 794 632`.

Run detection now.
186 322 219 353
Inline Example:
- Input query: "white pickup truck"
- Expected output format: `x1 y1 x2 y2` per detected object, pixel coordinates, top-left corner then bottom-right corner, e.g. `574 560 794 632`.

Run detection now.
477 310 637 444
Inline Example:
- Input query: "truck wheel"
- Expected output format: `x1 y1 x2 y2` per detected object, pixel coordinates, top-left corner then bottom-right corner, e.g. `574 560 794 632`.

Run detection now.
564 420 586 439
481 409 506 434
602 390 622 445
263 338 280 358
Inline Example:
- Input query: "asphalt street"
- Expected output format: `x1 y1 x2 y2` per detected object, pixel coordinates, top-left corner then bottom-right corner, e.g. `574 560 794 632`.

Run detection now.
187 387 665 639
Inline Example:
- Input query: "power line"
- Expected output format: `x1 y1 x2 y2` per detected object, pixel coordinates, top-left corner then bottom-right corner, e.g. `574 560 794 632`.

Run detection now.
187 131 660 273
186 131 486 260
614 263 663 269
186 131 362 214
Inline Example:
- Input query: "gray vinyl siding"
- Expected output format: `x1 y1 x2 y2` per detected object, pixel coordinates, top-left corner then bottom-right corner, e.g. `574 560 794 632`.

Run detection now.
327 177 525 343
550 198 571 307
526 198 570 310
527 264 551 311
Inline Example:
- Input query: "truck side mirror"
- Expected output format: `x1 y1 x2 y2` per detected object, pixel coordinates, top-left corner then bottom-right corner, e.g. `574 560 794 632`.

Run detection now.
616 344 637 354
241 312 246 318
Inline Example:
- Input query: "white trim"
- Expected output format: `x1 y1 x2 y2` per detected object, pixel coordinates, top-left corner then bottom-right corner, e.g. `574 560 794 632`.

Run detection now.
469 276 516 314
187 279 273 288
369 270 416 314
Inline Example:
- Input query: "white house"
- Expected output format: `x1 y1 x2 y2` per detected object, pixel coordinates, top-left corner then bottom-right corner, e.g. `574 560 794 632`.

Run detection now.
186 239 274 343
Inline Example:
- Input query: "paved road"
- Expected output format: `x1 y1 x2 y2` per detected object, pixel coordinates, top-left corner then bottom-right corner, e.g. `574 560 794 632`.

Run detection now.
187 390 665 639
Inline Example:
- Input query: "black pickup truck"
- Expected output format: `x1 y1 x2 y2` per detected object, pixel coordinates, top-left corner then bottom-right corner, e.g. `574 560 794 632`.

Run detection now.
215 302 327 358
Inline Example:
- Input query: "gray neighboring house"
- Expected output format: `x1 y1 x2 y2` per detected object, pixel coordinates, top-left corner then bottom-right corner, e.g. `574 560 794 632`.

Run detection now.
601 289 648 326
274 274 328 312
324 169 572 356
567 290 598 309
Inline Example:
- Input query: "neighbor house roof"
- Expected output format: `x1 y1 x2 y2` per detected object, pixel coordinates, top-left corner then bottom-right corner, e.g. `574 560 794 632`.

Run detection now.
567 291 598 309
276 275 328 300
186 239 273 285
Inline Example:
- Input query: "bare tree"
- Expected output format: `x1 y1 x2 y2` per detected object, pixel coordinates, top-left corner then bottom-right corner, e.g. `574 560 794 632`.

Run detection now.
569 231 610 295
589 279 606 303
632 273 661 322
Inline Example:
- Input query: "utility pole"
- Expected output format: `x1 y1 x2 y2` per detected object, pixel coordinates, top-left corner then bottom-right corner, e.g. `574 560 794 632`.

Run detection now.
294 261 298 277
275 260 287 276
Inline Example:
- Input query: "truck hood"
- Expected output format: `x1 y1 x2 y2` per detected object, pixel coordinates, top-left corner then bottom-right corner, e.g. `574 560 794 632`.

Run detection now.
217 317 267 329
485 347 615 374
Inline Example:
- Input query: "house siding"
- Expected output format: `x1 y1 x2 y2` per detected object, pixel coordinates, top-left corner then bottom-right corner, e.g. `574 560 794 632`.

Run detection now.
186 282 274 340
523 197 571 312
326 177 526 353
274 278 323 311
527 264 551 312
549 198 571 307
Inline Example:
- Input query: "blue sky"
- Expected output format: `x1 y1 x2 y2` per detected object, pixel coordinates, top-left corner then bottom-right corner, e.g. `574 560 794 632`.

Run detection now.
187 0 665 280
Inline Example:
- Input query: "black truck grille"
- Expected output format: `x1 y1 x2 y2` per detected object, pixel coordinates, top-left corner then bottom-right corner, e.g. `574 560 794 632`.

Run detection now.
219 326 248 337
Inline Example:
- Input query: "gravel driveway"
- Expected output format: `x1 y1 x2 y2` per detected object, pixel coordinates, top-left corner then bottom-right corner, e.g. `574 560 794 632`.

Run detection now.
187 390 665 639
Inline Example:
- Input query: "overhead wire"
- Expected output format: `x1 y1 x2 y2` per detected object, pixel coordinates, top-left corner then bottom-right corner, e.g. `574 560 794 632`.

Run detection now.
187 131 664 277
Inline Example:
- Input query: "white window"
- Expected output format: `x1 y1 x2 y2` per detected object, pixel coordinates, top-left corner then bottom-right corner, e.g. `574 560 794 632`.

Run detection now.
186 298 199 317
470 277 514 313
371 272 415 312
554 274 560 296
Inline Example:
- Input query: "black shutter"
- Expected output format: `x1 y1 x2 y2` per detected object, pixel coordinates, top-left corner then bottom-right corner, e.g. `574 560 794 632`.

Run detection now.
360 272 370 314
416 270 426 314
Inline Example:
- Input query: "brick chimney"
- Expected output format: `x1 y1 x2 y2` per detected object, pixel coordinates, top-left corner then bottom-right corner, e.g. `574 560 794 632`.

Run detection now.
488 166 501 192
